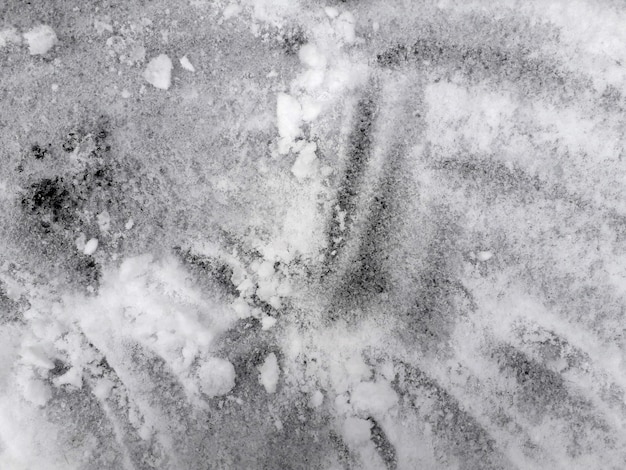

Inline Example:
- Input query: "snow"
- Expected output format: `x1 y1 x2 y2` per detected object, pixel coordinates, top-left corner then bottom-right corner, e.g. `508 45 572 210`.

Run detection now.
258 353 279 393
83 238 99 255
342 417 372 445
0 28 21 47
350 380 398 416
276 93 303 154
143 54 173 90
310 390 324 408
196 357 236 397
180 55 196 72
23 25 58 55
223 4 242 19
291 141 319 181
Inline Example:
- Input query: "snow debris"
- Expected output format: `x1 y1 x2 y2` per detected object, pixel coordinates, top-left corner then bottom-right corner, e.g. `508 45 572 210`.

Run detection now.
92 378 115 400
125 218 134 230
276 93 303 154
261 315 277 330
23 25 58 55
351 380 398 416
121 89 131 99
143 54 173 90
292 141 319 181
342 417 372 445
96 210 111 232
180 55 196 72
258 352 279 393
223 4 242 19
0 28 22 47
477 250 493 261
53 367 83 388
83 238 99 256
310 389 324 408
197 357 236 397
324 7 339 19
298 44 327 70
336 12 356 44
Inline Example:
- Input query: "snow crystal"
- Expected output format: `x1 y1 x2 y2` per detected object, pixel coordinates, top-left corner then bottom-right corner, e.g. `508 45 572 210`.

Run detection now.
258 352 279 393
143 54 173 90
180 55 196 72
23 25 58 55
83 238 99 255
197 357 236 397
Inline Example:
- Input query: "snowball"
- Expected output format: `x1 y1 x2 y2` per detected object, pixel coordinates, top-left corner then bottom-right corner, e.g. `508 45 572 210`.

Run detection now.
143 54 173 90
197 357 236 397
84 238 99 255
351 380 398 416
180 55 196 72
342 417 372 445
276 93 302 154
258 353 279 393
23 25 57 55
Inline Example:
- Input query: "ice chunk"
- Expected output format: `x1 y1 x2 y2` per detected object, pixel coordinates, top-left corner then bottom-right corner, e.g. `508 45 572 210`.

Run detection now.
180 55 196 72
258 352 279 393
143 54 173 90
84 238 99 255
351 380 398 415
197 357 236 397
23 25 58 55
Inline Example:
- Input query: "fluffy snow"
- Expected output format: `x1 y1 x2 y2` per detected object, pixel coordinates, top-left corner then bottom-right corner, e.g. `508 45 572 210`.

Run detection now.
143 54 173 90
258 353 280 393
23 25 58 55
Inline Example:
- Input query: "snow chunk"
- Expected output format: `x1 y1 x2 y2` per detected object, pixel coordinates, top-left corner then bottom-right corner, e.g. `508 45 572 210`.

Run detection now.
324 7 339 19
342 417 372 445
298 44 327 69
261 316 277 330
83 238 99 255
336 12 356 44
477 250 493 261
292 141 319 181
53 367 83 388
223 3 242 19
351 380 398 416
258 352 279 393
143 54 173 90
276 93 302 154
180 55 196 72
23 25 58 55
96 211 111 232
310 389 324 408
197 357 236 397
0 28 22 47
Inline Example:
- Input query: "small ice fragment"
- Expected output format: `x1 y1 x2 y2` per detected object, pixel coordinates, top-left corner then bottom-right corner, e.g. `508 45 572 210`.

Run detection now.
84 238 99 255
143 54 173 90
121 89 131 98
298 44 327 69
197 357 236 397
125 218 134 230
0 28 22 47
180 55 196 72
292 142 318 181
23 25 58 55
477 251 493 261
351 380 398 415
223 4 242 19
97 210 111 232
261 316 277 330
258 353 279 393
92 378 114 400
51 84 59 92
276 93 302 154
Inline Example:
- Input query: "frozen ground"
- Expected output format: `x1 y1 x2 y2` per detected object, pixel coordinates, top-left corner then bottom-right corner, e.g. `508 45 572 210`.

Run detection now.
1 0 626 469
